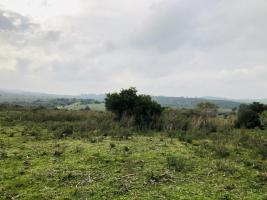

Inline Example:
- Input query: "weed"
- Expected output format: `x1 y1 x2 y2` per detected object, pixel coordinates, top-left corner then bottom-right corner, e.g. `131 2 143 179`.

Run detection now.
215 160 237 175
89 137 97 143
257 142 267 159
110 142 116 149
146 171 175 184
214 145 230 158
0 150 7 159
166 155 191 172
54 150 63 157
256 172 267 184
123 146 130 152
74 145 84 153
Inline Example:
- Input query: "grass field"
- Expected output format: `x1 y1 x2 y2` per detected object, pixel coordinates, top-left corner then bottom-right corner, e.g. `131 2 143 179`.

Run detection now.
1 119 266 199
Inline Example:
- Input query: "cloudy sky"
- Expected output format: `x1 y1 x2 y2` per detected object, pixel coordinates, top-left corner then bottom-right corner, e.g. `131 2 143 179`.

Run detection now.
0 0 266 98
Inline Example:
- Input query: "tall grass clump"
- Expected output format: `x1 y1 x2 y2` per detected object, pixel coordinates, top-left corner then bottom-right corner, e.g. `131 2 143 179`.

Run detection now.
166 155 192 172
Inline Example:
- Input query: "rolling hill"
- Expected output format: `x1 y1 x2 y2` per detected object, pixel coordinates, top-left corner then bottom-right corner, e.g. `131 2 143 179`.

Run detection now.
1 89 265 109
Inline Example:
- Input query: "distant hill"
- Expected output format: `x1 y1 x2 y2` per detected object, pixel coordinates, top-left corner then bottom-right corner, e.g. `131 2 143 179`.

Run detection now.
0 90 246 109
202 96 267 104
79 94 106 101
238 99 267 104
152 96 240 109
2 89 266 109
0 89 103 108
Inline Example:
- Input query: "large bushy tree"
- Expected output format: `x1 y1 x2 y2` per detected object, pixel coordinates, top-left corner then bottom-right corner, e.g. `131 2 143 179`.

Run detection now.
236 102 266 129
105 87 162 128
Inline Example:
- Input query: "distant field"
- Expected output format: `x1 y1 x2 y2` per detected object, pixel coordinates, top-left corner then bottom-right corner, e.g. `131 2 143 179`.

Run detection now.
58 102 105 111
0 90 251 109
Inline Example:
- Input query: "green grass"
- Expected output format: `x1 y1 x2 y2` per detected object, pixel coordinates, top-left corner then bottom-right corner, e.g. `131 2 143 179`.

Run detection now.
0 123 266 199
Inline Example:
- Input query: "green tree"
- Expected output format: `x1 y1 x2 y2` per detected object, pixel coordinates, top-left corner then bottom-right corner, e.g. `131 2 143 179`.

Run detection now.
105 87 162 128
250 102 265 114
236 104 261 129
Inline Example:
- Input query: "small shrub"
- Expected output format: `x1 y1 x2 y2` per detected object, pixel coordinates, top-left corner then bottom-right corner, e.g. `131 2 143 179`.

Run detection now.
111 179 131 195
211 138 231 158
161 109 190 131
218 194 232 200
146 171 175 184
54 150 63 157
215 160 236 175
123 146 129 152
74 145 84 153
23 159 30 166
243 160 266 171
110 143 116 149
257 142 267 159
28 130 39 137
166 155 190 172
178 132 193 143
260 111 267 128
54 125 74 139
224 184 236 191
237 133 251 148
8 132 15 137
89 137 97 143
113 127 133 140
0 150 7 159
214 144 230 158
190 117 217 133
256 172 267 183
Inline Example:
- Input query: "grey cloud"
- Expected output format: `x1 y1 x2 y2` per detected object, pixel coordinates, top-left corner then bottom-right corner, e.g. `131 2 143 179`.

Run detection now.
0 9 36 32
130 0 267 55
15 58 31 72
0 0 267 98
130 0 222 52
44 31 61 42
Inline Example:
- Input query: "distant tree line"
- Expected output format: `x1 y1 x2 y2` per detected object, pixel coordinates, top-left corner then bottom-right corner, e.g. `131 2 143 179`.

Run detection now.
105 87 267 130
1 87 266 131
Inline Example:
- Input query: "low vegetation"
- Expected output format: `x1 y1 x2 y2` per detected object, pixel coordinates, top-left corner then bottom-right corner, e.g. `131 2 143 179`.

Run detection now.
0 88 266 199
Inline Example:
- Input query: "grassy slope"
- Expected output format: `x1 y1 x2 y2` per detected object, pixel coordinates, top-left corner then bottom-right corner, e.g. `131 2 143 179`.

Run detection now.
0 124 266 199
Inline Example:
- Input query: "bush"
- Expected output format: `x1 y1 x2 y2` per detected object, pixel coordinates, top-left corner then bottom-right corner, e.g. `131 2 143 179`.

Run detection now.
257 142 267 159
54 124 73 139
214 144 230 158
146 171 175 184
105 87 162 129
166 155 191 172
190 117 217 133
260 111 267 128
110 143 116 149
162 107 234 134
196 102 218 117
161 109 190 131
215 160 237 175
0 150 7 159
236 103 265 129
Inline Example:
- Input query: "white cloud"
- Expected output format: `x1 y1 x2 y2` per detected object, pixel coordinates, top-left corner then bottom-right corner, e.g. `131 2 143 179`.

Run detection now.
0 0 266 98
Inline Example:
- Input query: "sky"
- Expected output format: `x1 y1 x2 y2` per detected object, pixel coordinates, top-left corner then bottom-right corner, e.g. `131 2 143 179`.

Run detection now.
0 0 267 99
